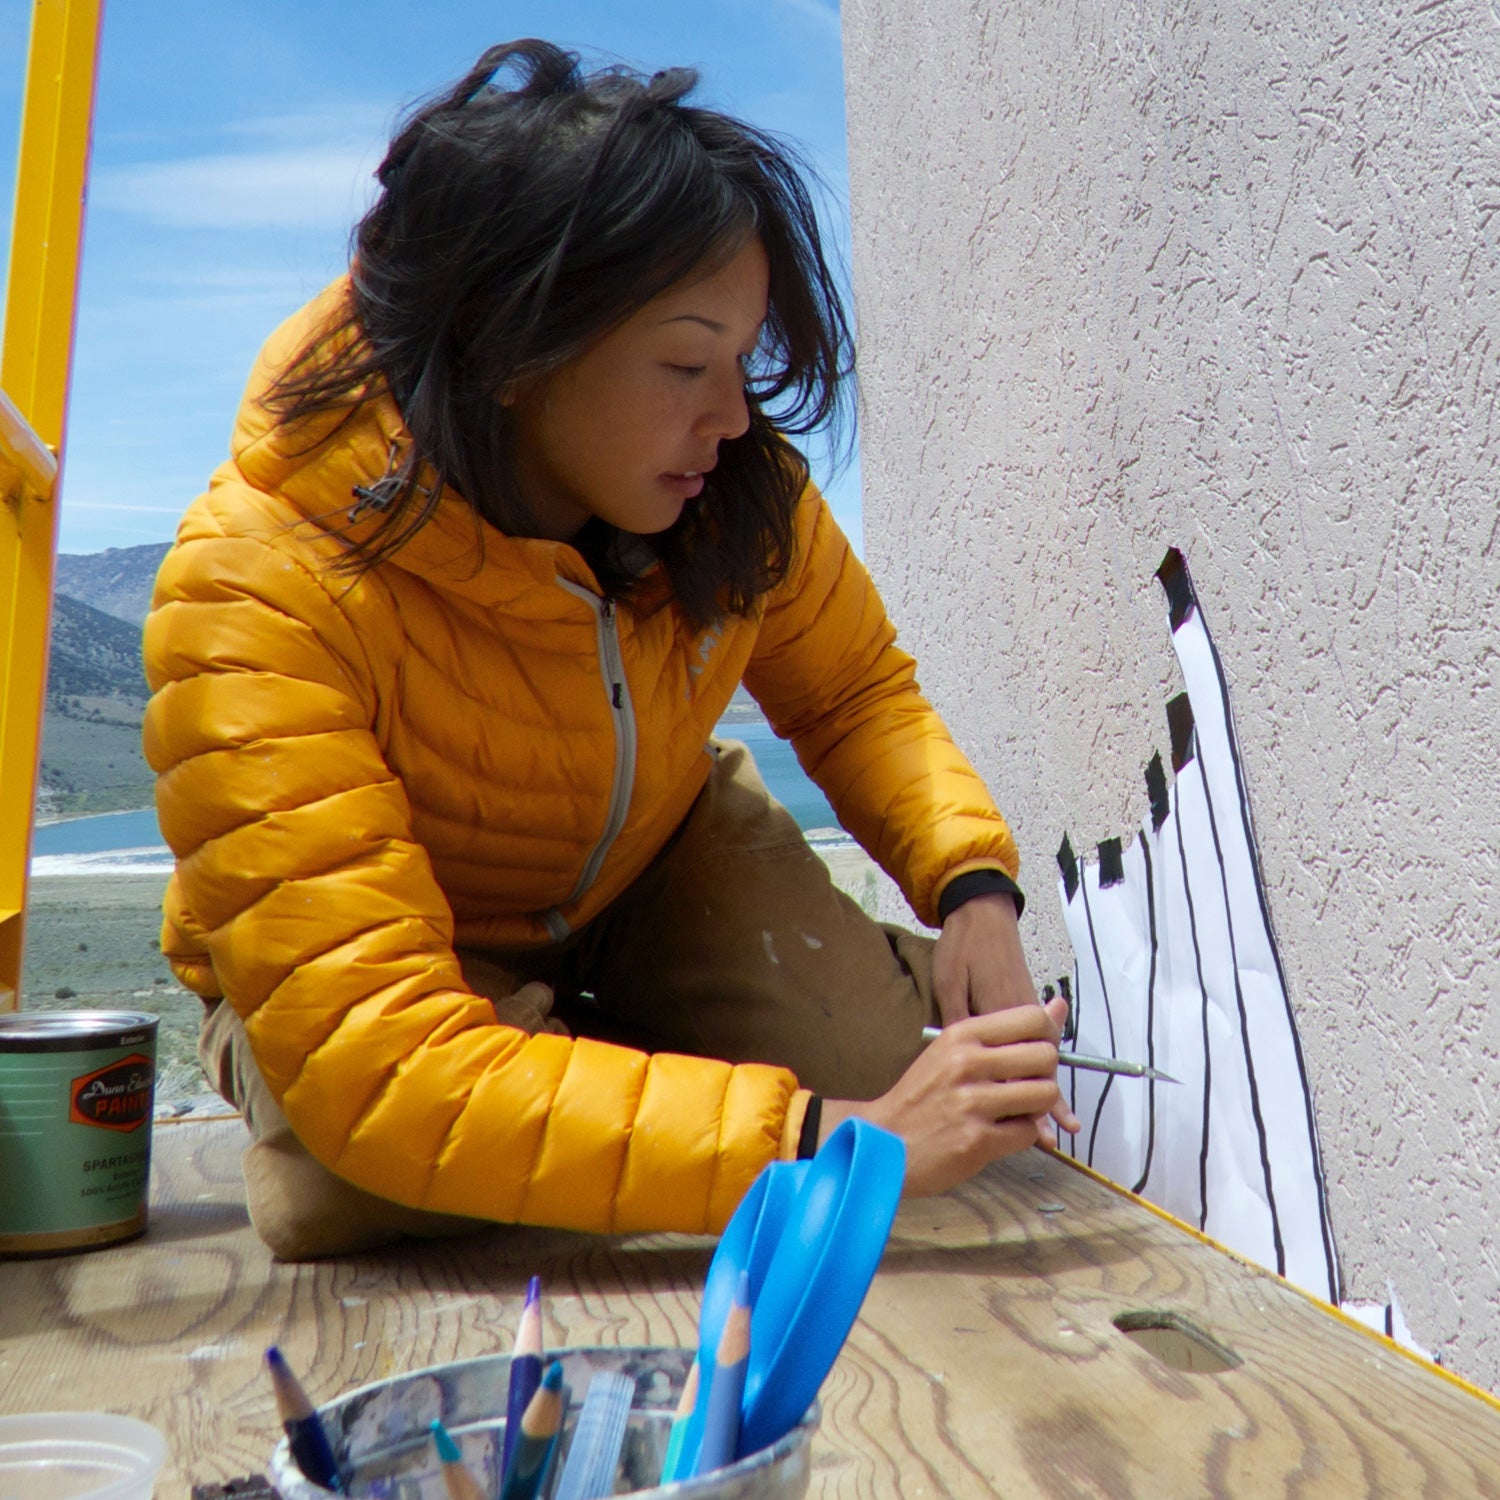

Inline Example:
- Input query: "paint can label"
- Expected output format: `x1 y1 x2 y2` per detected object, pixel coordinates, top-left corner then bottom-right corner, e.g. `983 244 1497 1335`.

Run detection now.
69 1053 155 1131
0 1012 158 1255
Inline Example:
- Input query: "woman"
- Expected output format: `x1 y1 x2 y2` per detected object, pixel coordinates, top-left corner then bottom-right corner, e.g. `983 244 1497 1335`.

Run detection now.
144 39 1076 1260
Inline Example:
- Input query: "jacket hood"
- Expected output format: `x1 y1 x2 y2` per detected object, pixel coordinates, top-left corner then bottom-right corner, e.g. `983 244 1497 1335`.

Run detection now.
225 280 605 607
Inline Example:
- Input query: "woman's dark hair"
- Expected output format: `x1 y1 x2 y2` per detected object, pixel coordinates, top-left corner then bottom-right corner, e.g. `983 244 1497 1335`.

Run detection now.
267 39 853 629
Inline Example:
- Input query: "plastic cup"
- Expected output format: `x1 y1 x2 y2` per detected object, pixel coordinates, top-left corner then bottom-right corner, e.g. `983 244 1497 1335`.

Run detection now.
0 1411 167 1499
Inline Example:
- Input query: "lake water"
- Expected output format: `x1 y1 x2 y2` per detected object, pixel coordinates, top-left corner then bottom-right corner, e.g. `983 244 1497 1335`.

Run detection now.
30 718 841 873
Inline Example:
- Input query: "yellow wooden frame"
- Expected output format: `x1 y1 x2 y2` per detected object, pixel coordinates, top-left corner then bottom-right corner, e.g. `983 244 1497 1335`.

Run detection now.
0 0 105 1010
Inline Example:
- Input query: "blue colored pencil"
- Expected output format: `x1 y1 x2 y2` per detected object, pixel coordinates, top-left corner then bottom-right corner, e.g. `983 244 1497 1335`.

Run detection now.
499 1360 566 1500
693 1271 751 1476
502 1275 544 1477
265 1346 345 1494
429 1419 486 1500
658 1359 699 1484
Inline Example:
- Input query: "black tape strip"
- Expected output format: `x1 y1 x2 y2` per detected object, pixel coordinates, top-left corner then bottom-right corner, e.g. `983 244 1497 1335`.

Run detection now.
1098 837 1125 888
1057 833 1080 902
1167 692 1196 772
1156 546 1197 631
1145 750 1170 832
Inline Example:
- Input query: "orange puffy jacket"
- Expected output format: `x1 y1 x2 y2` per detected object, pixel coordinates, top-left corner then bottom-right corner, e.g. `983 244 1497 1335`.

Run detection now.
142 288 1021 1234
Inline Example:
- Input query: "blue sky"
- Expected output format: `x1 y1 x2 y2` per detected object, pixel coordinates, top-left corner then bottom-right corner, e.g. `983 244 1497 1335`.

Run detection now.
0 0 859 557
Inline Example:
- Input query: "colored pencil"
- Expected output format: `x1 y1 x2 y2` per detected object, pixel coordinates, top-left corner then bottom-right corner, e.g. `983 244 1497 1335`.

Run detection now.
693 1270 751 1475
501 1274 544 1477
553 1369 634 1500
920 1026 1180 1083
265 1346 345 1494
499 1359 567 1500
429 1419 486 1500
658 1359 699 1484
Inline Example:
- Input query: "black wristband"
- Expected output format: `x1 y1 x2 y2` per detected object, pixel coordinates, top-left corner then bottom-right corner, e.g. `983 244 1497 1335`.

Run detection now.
937 869 1026 923
795 1095 823 1160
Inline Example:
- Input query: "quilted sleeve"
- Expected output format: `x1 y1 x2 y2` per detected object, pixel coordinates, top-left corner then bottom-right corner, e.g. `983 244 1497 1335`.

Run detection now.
743 488 1020 928
143 501 795 1234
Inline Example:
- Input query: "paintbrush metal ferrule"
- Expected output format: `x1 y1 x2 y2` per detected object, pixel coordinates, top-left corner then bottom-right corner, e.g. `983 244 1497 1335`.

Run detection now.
919 1027 1178 1084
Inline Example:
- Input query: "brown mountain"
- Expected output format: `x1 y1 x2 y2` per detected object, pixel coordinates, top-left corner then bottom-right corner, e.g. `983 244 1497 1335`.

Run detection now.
37 577 156 818
54 541 170 628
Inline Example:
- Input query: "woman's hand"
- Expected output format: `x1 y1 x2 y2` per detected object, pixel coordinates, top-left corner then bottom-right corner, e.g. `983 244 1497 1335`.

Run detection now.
820 998 1081 1197
931 890 1077 1143
932 891 1036 1023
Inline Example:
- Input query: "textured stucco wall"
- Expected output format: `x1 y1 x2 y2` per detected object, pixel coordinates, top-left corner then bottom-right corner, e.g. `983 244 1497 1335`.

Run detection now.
842 0 1499 1387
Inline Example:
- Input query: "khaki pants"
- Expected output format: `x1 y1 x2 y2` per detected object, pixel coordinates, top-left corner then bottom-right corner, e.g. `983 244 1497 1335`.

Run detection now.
199 740 939 1259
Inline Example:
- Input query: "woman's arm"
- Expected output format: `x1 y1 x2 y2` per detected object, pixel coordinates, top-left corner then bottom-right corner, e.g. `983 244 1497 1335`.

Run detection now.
744 488 1020 930
144 504 799 1236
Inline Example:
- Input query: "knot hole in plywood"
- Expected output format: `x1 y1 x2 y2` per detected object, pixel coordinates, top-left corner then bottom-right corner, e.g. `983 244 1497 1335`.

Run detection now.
1113 1310 1243 1374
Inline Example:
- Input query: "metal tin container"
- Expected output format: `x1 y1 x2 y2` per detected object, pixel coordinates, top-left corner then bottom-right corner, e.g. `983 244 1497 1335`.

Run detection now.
270 1346 817 1500
0 1010 158 1256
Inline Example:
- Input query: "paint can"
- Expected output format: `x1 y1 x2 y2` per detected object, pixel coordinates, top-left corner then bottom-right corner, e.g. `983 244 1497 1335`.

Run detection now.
0 1010 158 1257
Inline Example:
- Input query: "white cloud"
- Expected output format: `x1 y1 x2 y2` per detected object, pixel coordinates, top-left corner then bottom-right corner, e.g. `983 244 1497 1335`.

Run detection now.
60 501 190 514
774 0 841 42
93 142 381 232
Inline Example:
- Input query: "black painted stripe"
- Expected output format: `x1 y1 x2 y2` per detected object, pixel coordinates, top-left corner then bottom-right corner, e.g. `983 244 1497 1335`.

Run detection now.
1191 605 1341 1300
1172 783 1213 1234
1078 868 1121 1171
1131 833 1161 1196
1192 709 1287 1278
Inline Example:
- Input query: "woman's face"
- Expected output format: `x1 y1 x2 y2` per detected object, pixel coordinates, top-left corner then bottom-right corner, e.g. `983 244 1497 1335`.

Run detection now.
506 238 770 541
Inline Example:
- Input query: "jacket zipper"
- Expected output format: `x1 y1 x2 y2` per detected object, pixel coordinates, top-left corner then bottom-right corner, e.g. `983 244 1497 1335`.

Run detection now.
542 591 637 940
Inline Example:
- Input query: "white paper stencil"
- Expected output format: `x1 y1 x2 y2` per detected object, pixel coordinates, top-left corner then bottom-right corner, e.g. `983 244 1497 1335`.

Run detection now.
1056 548 1341 1304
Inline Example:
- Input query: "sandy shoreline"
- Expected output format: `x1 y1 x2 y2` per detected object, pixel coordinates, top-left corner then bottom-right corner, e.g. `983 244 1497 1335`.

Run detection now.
16 843 885 1104
17 872 204 1100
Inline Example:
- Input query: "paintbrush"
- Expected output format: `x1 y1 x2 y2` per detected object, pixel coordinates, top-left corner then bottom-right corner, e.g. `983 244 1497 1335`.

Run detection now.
920 1026 1179 1083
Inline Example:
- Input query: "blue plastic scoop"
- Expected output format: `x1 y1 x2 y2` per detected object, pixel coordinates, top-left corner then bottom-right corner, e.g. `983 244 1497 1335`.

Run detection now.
668 1118 906 1477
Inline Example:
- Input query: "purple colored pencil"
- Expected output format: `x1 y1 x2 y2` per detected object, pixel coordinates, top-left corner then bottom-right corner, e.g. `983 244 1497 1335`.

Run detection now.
502 1275 544 1476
